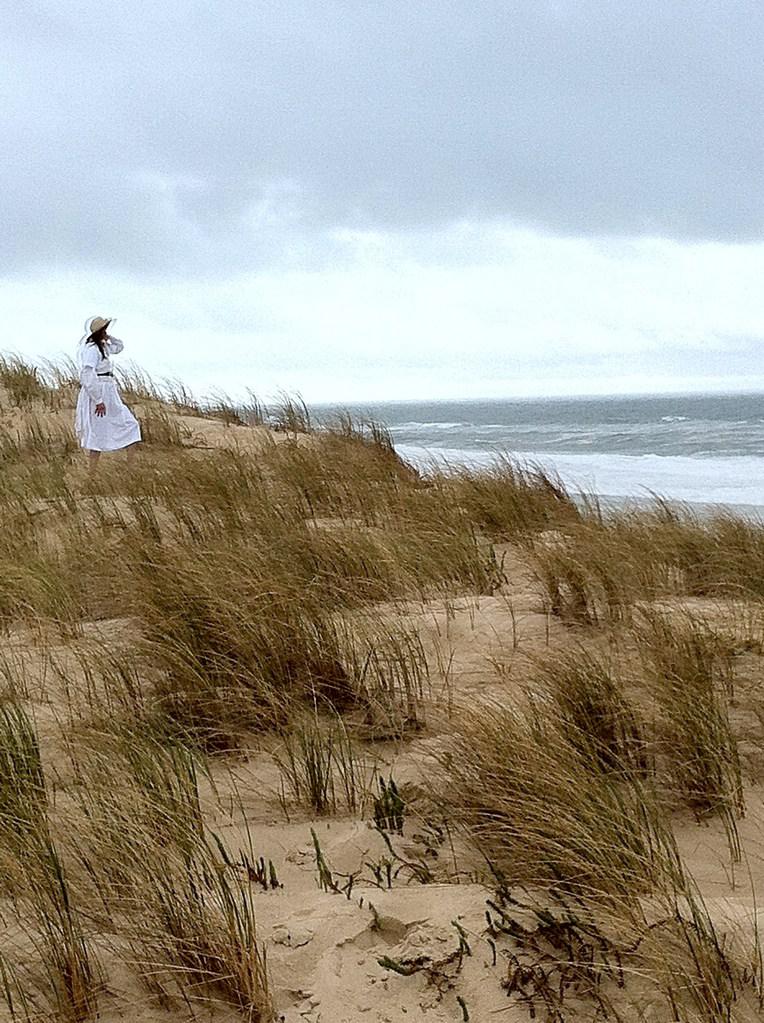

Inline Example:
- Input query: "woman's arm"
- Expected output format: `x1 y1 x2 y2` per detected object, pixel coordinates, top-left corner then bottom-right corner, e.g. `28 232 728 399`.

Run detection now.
106 337 124 354
79 349 105 404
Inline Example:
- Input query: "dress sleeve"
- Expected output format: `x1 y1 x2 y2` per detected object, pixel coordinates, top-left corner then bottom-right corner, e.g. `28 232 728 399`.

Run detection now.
107 337 124 354
79 346 104 403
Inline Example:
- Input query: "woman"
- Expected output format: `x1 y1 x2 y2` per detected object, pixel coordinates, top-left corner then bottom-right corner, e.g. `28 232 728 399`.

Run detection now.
76 316 141 468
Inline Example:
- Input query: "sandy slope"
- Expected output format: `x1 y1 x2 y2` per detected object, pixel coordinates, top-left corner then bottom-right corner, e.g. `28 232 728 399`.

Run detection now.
3 404 764 1022
8 576 763 1022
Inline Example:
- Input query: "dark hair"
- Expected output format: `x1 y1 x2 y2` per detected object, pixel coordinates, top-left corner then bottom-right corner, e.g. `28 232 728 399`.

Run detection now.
87 325 108 359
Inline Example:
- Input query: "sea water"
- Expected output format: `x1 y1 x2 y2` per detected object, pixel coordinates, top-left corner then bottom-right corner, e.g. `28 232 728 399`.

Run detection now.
327 393 764 509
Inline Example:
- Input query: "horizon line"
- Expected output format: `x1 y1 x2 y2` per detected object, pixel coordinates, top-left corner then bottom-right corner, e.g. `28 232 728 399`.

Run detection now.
309 387 764 407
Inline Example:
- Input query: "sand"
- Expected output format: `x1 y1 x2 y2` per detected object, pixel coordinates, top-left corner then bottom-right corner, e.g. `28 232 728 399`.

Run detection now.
2 397 764 1023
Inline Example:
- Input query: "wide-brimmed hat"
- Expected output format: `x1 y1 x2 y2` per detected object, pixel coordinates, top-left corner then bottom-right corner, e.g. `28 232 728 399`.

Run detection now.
87 316 112 335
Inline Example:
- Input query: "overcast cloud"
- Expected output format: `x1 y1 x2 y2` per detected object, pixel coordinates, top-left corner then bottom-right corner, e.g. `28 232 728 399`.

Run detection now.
3 1 763 400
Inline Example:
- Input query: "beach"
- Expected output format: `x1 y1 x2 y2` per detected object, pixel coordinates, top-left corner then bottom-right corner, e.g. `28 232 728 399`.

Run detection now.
328 392 764 509
1 358 764 1023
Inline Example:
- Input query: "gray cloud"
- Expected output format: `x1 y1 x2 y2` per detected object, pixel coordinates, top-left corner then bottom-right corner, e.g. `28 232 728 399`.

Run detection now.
4 0 764 276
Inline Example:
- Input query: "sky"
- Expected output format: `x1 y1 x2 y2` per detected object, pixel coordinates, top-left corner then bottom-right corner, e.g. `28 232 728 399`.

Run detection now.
3 0 764 402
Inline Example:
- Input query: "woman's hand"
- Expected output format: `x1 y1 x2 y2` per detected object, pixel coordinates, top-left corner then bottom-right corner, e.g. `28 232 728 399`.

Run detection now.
95 402 106 417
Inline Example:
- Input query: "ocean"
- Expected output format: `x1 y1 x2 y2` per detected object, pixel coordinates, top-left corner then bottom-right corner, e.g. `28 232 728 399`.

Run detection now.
328 393 764 510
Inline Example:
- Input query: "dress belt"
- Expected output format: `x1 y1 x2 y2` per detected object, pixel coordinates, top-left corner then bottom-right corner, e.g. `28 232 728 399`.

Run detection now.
97 372 114 377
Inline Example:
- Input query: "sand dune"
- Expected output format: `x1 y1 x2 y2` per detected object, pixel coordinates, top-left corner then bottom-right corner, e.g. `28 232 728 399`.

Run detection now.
1 360 764 1022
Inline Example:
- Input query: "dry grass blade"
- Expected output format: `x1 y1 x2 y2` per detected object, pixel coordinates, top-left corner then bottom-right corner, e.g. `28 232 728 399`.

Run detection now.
0 702 50 856
275 712 373 815
449 454 581 538
137 403 194 447
202 388 247 425
68 727 274 1019
0 704 100 1021
533 646 648 775
634 608 744 857
132 858 272 1020
436 697 678 912
271 391 312 434
0 355 51 409
30 843 101 1023
438 697 760 1022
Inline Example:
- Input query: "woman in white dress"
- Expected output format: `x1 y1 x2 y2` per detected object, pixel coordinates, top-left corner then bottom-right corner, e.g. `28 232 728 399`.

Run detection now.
75 316 142 468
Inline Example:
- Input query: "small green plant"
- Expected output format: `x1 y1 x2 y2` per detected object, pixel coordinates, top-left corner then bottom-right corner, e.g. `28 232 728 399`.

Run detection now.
372 776 405 834
276 714 372 815
241 853 281 891
372 827 436 885
309 828 361 899
311 828 339 893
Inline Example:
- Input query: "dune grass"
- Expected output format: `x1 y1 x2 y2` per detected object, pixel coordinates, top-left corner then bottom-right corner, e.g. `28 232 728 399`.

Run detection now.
532 646 649 775
435 696 676 908
0 703 100 1021
445 454 581 538
0 356 53 409
531 498 764 627
64 726 273 1019
2 352 764 1021
275 711 374 816
436 695 759 1021
634 608 744 860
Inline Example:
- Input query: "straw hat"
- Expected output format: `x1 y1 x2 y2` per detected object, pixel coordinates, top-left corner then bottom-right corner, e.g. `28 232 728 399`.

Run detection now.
87 316 111 335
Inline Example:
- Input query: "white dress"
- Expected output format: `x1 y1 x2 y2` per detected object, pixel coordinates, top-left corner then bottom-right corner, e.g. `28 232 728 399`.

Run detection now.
75 339 142 451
